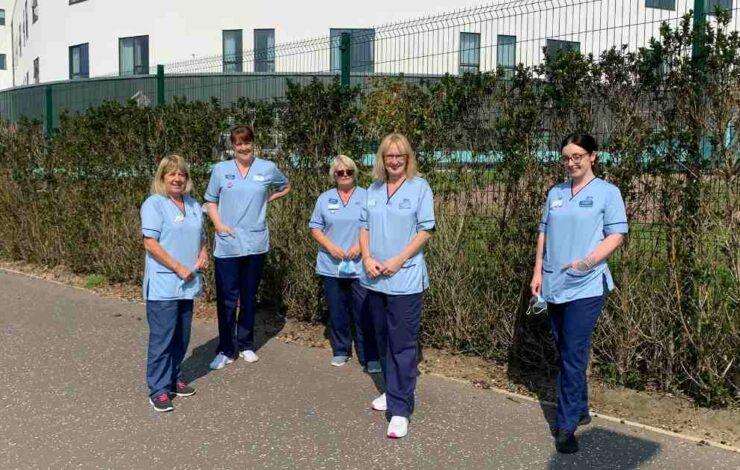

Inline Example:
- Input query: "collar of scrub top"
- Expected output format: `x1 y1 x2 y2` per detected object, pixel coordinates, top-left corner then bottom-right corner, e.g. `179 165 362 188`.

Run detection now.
234 157 256 180
336 186 356 207
569 176 598 200
385 177 407 204
168 195 188 217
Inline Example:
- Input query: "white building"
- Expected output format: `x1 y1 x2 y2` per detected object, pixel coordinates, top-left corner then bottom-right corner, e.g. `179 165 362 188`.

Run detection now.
0 0 13 89
4 0 737 90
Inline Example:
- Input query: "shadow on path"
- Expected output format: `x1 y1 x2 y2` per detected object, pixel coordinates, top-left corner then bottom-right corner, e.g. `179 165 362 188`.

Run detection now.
548 427 661 469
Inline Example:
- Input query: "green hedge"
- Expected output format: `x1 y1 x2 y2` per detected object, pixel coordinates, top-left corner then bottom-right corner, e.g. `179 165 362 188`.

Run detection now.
0 15 737 406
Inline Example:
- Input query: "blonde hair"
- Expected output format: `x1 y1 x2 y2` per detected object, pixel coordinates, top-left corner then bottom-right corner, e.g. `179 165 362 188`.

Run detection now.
329 154 359 183
150 154 193 196
372 133 419 182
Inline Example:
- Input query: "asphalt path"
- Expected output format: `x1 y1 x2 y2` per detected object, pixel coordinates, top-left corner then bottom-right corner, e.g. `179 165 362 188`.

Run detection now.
0 270 737 469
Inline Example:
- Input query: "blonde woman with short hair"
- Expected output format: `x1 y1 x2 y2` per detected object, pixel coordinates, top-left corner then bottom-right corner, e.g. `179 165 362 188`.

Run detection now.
140 155 208 412
359 133 435 438
309 155 380 371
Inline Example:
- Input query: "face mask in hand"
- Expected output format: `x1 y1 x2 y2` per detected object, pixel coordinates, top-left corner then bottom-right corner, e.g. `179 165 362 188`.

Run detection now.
337 259 357 276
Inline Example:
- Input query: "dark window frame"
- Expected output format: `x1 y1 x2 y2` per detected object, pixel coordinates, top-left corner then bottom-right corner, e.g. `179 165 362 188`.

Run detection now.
545 39 581 60
118 35 149 76
0 9 5 26
33 57 39 84
0 54 6 70
69 43 89 80
222 29 243 73
69 1 89 5
254 28 275 73
329 28 375 74
706 0 733 16
32 0 38 23
496 34 516 77
645 0 676 10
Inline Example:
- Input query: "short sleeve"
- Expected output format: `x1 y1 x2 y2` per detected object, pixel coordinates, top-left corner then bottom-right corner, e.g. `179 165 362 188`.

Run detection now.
204 164 221 203
603 185 629 235
308 196 324 230
270 163 289 191
140 197 163 240
538 189 554 233
359 188 369 230
416 180 436 231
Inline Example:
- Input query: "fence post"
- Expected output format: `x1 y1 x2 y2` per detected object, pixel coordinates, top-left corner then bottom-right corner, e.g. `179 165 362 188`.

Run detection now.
44 85 53 136
691 0 706 61
156 64 165 107
340 32 351 88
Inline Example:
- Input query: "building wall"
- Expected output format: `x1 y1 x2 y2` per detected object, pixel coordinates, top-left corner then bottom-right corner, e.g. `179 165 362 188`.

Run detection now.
0 0 14 89
7 0 485 88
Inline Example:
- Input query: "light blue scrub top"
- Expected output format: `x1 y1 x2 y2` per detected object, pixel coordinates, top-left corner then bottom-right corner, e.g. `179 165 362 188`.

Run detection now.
360 177 436 295
539 178 628 304
140 194 204 301
309 187 366 278
204 158 289 259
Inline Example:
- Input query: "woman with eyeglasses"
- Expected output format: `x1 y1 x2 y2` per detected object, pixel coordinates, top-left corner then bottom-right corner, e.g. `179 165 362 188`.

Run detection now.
530 133 628 454
309 155 380 372
360 133 435 439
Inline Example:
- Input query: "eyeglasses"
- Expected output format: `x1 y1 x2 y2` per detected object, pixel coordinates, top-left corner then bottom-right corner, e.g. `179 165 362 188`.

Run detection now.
384 153 408 161
560 152 590 164
334 169 354 178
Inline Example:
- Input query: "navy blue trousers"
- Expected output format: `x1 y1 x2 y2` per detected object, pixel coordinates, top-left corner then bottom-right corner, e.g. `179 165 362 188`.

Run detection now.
322 276 378 364
368 290 423 418
214 254 265 357
548 291 606 432
146 299 193 397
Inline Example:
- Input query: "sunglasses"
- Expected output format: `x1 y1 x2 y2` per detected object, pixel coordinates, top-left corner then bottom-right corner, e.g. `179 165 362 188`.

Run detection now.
335 169 354 177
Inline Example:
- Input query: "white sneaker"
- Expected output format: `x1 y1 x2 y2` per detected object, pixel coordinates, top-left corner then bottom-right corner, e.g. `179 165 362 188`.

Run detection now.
371 393 387 411
209 353 233 370
240 350 259 363
387 416 409 438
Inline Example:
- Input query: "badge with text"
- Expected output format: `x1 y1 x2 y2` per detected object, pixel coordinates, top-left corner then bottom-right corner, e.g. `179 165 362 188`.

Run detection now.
174 214 185 223
368 199 377 208
579 197 594 208
399 198 412 210
225 174 236 180
253 174 266 182
550 199 564 209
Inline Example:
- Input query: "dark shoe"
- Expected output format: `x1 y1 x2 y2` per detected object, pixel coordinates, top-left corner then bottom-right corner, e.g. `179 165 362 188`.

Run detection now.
173 380 195 397
578 413 591 427
555 429 579 454
149 392 174 412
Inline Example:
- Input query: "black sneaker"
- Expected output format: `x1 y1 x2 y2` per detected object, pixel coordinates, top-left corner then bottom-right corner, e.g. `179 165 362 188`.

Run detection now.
578 413 592 427
149 392 174 412
173 380 195 397
555 429 579 454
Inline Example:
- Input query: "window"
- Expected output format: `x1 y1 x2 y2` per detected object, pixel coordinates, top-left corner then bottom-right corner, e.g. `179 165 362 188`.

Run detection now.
32 0 38 23
222 30 243 72
69 43 89 79
330 28 374 73
497 35 516 78
69 0 88 4
0 54 6 70
119 35 149 76
706 0 733 15
33 57 39 84
459 32 481 74
545 39 580 60
254 29 275 73
645 0 676 10
24 1 28 41
0 9 5 26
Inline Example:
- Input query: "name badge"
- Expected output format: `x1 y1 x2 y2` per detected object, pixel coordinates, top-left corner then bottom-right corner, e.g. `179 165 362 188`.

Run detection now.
253 174 266 182
225 174 236 180
550 199 563 209
579 198 594 208
328 204 340 211
174 214 184 223
399 198 412 210
368 199 377 208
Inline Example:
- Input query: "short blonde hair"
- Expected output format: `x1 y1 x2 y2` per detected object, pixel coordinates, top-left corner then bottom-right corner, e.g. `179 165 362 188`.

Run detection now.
372 133 419 182
329 154 359 182
150 154 193 196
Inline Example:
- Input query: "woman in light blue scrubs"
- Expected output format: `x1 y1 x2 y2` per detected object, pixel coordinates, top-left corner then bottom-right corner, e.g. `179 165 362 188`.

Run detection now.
309 155 380 371
531 133 628 454
141 155 208 412
204 126 292 370
360 133 435 439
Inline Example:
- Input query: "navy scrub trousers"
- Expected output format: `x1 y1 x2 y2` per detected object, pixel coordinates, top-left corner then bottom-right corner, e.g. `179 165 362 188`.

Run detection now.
368 290 424 418
322 276 378 364
146 299 194 397
547 284 607 432
214 253 265 358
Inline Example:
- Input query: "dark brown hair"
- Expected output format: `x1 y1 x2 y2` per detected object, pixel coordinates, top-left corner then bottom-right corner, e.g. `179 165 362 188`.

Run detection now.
230 125 255 145
560 132 599 168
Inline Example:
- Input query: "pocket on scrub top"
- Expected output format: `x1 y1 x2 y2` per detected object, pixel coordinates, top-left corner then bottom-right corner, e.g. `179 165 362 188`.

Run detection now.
150 271 181 299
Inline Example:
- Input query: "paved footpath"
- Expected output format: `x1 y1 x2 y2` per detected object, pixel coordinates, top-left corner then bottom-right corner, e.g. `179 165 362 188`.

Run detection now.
0 270 738 469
